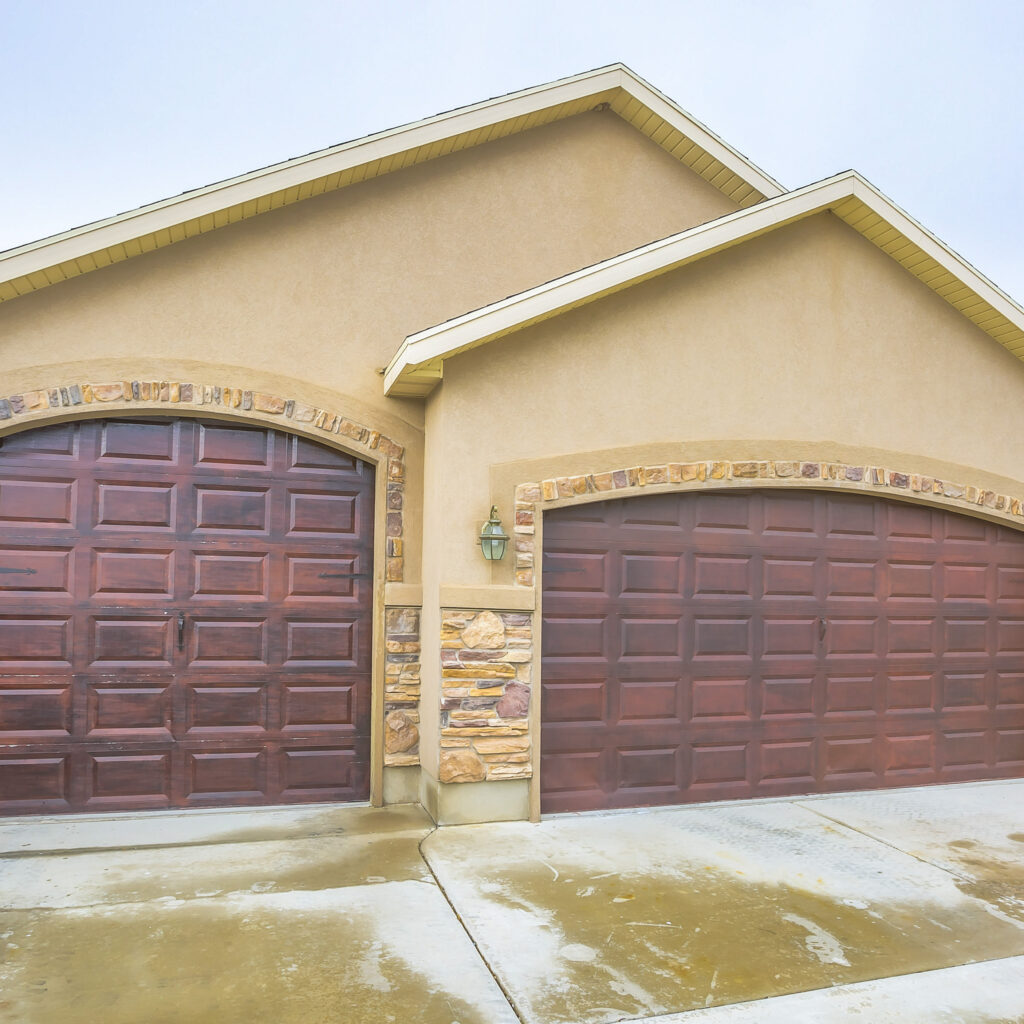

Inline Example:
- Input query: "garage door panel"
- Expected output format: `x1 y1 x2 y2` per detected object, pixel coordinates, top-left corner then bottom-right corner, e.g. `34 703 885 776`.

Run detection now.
193 552 268 600
86 680 173 736
759 739 816 785
692 616 751 659
886 672 936 712
184 748 267 804
0 616 72 666
194 486 270 533
99 419 180 464
95 481 176 530
91 617 174 665
0 756 71 812
194 422 273 471
541 680 607 723
0 681 73 738
184 681 268 734
0 418 373 815
543 489 1024 812
690 678 750 721
544 550 610 594
996 618 1024 653
764 557 818 598
945 562 991 600
996 729 1024 766
825 497 877 539
0 422 79 460
0 546 72 594
0 477 77 527
761 676 816 718
616 746 679 792
93 548 175 598
996 672 1024 707
86 752 173 807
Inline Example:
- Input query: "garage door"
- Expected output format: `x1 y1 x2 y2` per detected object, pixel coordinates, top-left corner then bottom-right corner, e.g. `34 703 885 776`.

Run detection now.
0 418 373 815
541 489 1024 813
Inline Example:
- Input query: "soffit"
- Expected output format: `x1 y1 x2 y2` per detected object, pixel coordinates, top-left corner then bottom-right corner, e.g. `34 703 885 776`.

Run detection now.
0 65 782 305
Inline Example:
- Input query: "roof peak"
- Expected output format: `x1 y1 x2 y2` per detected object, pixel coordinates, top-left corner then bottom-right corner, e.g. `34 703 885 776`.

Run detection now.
0 65 782 305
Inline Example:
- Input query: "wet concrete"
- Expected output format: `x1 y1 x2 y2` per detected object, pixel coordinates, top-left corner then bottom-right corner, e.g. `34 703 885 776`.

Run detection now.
1 785 1022 1023
0 803 426 856
0 804 518 1024
423 790 1024 1024
0 883 517 1024
650 956 1024 1023
0 830 432 910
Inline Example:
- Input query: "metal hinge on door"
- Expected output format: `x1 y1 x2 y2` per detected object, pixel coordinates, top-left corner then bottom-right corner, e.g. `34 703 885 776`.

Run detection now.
0 567 36 574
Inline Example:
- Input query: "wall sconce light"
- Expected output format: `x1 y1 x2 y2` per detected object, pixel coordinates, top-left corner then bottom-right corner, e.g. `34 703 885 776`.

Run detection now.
479 506 510 560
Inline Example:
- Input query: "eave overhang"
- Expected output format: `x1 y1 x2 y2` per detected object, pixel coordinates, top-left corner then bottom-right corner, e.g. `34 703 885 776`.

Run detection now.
384 170 1024 397
0 64 782 305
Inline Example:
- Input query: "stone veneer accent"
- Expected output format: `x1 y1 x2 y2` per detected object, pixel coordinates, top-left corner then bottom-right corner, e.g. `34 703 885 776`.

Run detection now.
0 379 406 583
512 459 1024 587
439 610 532 783
384 607 421 767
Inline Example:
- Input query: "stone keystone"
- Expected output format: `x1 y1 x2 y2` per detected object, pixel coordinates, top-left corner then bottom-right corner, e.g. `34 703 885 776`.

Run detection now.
462 610 505 649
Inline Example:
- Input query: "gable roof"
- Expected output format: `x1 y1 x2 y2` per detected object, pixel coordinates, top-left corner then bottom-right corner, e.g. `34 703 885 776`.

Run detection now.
0 64 782 306
384 170 1024 397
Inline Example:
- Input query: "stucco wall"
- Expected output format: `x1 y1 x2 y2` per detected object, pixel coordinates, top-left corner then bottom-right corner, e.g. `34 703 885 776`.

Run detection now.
0 109 738 597
0 108 736 421
429 211 1024 591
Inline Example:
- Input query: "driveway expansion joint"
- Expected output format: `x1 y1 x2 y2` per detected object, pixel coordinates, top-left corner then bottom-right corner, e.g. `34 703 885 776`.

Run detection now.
419 827 528 1024
795 802 979 886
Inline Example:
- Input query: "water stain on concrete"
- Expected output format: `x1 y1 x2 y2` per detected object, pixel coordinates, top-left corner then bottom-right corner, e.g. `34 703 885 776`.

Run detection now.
88 833 432 906
0 883 512 1024
469 863 1024 1024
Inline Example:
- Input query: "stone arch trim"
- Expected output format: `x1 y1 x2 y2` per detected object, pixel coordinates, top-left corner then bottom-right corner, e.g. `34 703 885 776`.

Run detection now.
511 457 1024 588
0 378 406 582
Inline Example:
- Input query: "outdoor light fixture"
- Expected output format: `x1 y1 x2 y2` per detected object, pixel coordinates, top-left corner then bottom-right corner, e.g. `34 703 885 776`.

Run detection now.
479 506 510 560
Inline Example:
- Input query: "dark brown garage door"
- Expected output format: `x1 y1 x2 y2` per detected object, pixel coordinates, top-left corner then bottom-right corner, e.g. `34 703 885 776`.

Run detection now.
0 418 373 815
541 489 1024 813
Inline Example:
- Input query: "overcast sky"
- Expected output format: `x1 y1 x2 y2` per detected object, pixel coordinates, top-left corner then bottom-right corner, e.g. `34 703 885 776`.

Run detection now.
3 0 1022 301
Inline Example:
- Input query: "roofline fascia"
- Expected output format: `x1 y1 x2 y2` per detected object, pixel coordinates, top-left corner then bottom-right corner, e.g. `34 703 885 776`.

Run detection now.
0 63 781 290
384 171 1024 395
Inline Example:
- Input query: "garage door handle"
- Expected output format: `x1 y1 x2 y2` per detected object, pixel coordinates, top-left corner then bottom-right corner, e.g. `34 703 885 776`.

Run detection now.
177 612 186 652
818 616 827 641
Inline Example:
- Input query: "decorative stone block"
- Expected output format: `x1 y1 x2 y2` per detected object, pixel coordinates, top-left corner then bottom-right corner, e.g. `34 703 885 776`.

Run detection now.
440 748 485 783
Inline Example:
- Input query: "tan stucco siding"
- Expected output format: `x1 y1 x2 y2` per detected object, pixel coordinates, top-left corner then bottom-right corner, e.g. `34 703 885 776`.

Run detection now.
0 109 737 427
430 212 1024 586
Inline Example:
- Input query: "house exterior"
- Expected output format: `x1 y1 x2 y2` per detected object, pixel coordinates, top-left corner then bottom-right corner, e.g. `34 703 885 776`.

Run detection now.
1 65 1022 824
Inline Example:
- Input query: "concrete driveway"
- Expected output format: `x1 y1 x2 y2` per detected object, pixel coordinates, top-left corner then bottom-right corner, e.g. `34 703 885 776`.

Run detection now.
0 782 1022 1023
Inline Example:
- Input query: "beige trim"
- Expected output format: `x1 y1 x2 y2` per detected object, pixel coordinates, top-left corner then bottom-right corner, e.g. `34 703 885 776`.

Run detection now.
384 583 423 607
438 584 535 611
0 65 781 305
385 171 1024 396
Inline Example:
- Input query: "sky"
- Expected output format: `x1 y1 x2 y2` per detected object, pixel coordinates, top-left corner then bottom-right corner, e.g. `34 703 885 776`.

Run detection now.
2 0 1022 301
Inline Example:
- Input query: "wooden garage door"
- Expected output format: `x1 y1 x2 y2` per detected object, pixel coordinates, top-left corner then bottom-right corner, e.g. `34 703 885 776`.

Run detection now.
541 489 1024 813
0 418 373 815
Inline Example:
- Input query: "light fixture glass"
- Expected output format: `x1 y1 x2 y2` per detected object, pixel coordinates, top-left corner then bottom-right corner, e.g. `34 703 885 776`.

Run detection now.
479 505 510 560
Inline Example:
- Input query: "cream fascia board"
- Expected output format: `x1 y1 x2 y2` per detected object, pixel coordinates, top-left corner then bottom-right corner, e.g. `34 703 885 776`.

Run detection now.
0 64 781 290
384 171 1024 395
613 66 783 199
